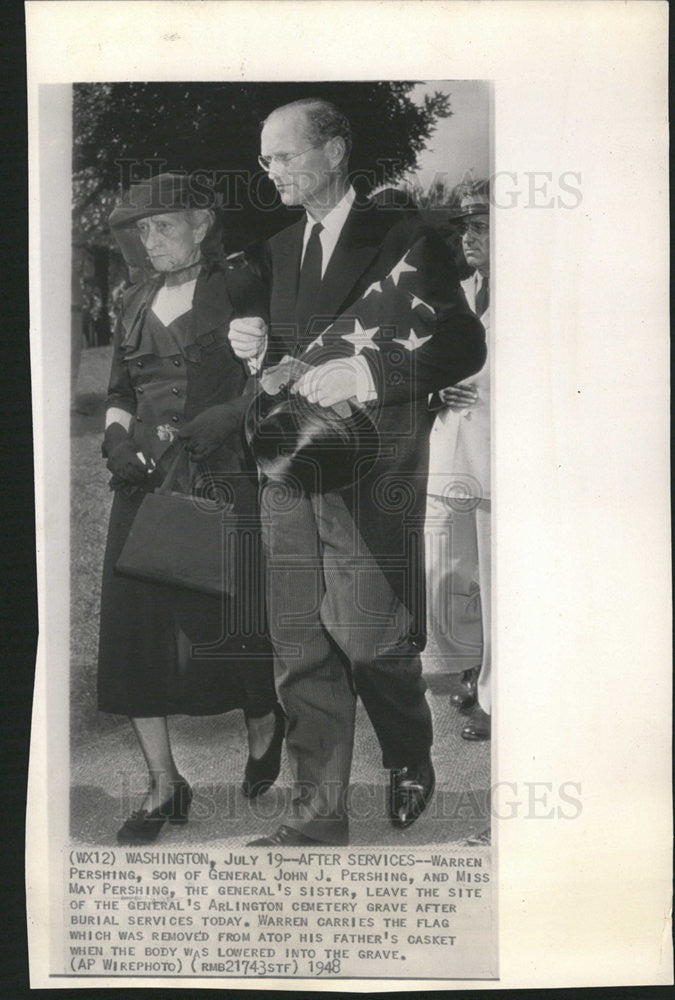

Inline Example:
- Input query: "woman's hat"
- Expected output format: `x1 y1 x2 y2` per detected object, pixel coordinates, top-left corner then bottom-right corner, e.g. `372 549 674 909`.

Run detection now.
245 383 380 494
109 172 222 229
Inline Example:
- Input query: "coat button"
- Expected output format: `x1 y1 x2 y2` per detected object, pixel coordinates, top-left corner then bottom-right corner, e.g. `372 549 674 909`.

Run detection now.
136 360 144 368
173 359 181 367
171 387 179 395
171 416 179 423
136 385 144 394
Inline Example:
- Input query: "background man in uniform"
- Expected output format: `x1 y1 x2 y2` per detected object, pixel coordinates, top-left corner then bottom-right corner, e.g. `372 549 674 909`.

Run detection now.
426 180 491 742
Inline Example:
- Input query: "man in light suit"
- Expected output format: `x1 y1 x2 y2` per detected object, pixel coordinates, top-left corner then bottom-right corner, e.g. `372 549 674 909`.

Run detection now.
229 99 486 846
426 181 491 743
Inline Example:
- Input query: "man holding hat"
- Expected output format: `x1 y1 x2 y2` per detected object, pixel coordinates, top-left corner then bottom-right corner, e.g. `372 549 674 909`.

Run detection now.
426 179 492 743
229 99 486 846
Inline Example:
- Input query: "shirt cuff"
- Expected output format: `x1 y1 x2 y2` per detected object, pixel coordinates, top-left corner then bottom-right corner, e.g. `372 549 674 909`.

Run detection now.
246 335 268 374
350 354 377 403
105 406 133 431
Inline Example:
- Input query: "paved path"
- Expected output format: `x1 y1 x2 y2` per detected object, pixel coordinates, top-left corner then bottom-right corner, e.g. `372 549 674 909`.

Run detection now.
71 667 490 847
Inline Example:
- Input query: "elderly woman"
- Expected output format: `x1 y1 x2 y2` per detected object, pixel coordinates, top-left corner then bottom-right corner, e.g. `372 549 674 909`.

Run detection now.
98 173 283 844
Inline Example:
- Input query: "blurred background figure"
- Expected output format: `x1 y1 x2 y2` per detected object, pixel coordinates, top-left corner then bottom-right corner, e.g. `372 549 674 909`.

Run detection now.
425 179 491 742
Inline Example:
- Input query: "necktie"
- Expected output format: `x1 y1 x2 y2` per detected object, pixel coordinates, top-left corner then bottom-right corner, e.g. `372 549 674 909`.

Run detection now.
475 274 489 317
295 221 323 341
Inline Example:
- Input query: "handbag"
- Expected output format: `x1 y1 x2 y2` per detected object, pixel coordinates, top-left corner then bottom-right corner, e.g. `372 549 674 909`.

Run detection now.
115 443 237 597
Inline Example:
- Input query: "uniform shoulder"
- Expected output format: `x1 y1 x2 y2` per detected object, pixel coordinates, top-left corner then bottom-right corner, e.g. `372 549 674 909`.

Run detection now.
219 254 263 286
207 257 268 319
203 254 258 283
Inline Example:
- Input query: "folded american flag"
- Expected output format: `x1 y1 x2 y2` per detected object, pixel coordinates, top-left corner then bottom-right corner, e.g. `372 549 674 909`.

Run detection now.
301 236 448 368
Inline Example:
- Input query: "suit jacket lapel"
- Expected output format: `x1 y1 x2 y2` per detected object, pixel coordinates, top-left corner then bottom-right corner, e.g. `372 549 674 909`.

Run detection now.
269 201 386 351
460 274 477 313
313 202 380 323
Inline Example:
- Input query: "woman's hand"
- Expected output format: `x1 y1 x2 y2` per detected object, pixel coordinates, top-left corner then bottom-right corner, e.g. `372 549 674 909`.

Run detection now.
103 423 148 486
179 399 248 462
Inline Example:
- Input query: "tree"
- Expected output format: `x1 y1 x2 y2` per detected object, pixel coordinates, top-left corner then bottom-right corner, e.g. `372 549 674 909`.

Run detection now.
74 82 451 242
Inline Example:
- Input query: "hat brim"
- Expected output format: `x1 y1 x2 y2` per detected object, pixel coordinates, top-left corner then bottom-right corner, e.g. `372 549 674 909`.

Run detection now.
109 202 224 230
109 172 223 229
245 388 380 494
449 203 490 221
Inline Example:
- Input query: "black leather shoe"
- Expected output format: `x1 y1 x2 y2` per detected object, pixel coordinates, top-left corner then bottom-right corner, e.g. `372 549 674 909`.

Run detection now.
450 666 480 712
390 757 435 829
242 705 285 799
247 825 325 847
461 707 491 741
117 777 192 845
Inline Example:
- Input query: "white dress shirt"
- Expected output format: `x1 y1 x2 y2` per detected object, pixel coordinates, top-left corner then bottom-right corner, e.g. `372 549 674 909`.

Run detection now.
302 186 356 274
467 270 488 320
252 186 376 403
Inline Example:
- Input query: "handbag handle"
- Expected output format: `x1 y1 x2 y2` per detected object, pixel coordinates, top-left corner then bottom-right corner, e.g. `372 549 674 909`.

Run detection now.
155 442 220 500
155 441 188 496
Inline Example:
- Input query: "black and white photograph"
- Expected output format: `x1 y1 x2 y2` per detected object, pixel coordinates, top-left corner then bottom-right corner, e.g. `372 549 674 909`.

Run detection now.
67 75 495 981
25 1 671 991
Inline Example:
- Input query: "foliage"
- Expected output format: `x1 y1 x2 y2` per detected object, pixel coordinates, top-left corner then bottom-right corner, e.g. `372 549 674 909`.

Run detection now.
73 81 451 246
72 82 452 341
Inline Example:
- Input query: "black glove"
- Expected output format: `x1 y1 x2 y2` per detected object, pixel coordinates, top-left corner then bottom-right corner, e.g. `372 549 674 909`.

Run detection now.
178 399 248 462
102 422 148 487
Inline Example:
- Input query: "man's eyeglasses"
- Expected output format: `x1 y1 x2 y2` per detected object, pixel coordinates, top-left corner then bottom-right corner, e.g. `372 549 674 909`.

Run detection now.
258 145 321 171
459 219 489 237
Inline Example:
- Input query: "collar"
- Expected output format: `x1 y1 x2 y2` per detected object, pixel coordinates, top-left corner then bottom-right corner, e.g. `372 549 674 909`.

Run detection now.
163 259 203 287
305 186 356 237
120 262 226 354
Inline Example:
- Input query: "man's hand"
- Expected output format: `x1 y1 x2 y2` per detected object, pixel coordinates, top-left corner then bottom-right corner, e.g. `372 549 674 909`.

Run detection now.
103 422 148 486
438 383 479 411
228 316 268 360
291 357 370 408
178 400 248 462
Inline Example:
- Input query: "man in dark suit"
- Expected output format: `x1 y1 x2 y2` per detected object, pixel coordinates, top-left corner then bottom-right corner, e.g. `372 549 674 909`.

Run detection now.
229 99 486 846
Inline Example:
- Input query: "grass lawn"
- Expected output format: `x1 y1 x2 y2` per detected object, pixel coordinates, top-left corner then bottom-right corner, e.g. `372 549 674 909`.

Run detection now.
71 345 121 742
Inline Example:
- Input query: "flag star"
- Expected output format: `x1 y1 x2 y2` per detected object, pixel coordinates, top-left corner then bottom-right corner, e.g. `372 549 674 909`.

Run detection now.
388 254 417 286
341 318 380 354
305 333 324 352
410 294 435 316
362 280 383 299
393 329 433 351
